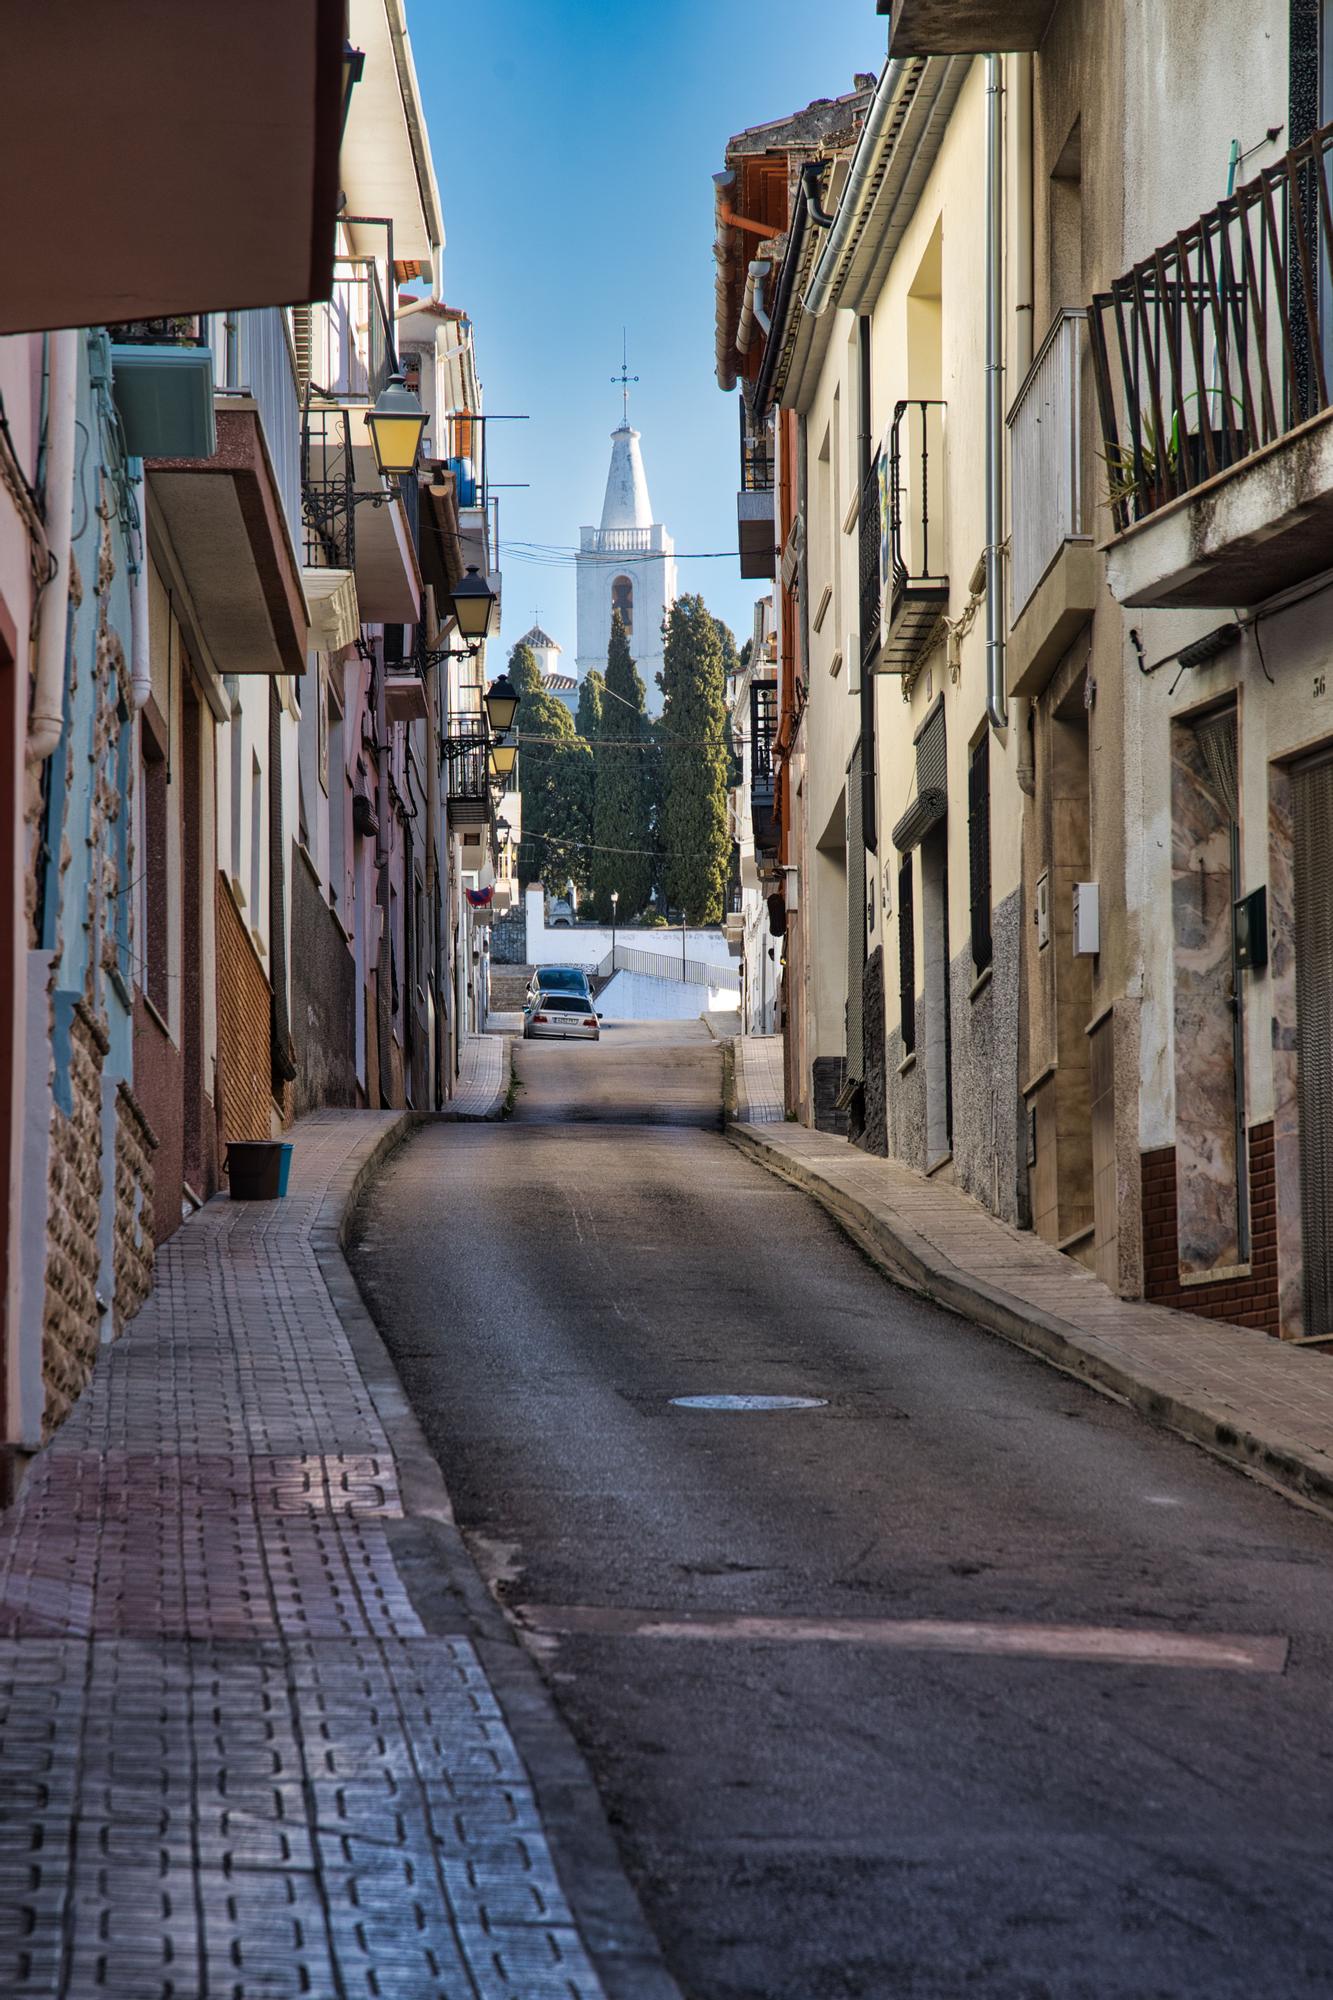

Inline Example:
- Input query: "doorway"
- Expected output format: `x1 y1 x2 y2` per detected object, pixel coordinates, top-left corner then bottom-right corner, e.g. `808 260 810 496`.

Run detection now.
1294 749 1333 1334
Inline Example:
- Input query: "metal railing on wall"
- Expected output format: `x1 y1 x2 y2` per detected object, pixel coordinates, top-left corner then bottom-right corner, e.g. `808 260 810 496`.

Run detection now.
596 943 741 992
1008 308 1088 615
1090 119 1333 531
296 257 393 406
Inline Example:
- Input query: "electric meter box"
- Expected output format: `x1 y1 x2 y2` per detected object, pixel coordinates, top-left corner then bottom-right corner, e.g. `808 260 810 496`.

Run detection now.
1072 882 1100 957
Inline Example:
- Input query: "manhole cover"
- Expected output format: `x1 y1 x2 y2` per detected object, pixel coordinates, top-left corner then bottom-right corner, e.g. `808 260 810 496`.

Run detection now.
670 1394 827 1411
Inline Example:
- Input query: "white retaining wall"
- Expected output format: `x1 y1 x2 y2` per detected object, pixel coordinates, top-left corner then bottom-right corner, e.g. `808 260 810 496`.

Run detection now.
595 971 734 1022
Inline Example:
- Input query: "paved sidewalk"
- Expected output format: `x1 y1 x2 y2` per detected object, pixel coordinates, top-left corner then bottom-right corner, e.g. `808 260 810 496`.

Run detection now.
731 1120 1333 1520
0 1110 659 1999
731 1035 784 1124
448 1030 511 1118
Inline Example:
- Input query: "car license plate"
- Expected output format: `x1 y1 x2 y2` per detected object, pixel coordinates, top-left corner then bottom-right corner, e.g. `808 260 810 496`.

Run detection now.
553 1012 584 1026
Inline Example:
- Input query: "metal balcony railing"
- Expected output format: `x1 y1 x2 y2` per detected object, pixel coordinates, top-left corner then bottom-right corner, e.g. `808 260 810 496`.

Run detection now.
1008 308 1088 614
1090 119 1333 531
107 315 209 347
596 943 741 992
301 405 355 570
859 455 884 670
445 722 489 803
294 257 394 405
739 398 775 492
750 677 778 853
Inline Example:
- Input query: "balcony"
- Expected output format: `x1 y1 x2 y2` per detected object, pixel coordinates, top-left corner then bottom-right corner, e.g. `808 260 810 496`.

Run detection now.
750 677 779 856
109 316 216 460
875 0 1058 49
445 721 491 829
738 400 776 580
1006 308 1098 695
870 399 949 675
301 406 421 625
293 258 393 405
1091 120 1333 609
148 319 306 677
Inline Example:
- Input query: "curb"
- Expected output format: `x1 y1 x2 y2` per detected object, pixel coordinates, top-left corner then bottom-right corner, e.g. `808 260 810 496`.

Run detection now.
434 1034 513 1122
728 1122 1333 1526
312 1112 683 2000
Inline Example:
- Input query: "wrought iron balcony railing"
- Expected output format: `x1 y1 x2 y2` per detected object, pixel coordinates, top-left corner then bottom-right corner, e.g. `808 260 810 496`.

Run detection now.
1090 119 1333 531
739 398 775 493
878 399 948 674
107 315 209 347
1008 309 1088 614
302 405 356 570
750 677 778 854
292 256 394 405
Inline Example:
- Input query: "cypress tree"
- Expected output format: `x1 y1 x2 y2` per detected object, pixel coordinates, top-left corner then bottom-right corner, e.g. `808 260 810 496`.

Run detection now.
589 612 653 920
660 596 731 923
508 642 592 894
576 668 604 741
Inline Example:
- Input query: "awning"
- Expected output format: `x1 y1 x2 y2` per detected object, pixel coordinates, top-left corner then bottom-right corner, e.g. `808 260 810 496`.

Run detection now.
1 0 341 335
891 787 947 853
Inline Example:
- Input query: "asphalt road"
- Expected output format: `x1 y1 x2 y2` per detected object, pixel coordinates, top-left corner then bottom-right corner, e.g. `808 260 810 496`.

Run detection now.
350 1021 1333 2000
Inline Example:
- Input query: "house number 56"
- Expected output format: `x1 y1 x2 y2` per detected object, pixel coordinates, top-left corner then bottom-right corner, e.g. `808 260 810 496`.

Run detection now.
1316 672 1328 699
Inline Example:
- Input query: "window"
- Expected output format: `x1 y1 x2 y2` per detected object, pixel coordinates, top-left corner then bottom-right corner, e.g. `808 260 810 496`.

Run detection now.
968 734 992 973
897 856 915 1056
611 574 633 634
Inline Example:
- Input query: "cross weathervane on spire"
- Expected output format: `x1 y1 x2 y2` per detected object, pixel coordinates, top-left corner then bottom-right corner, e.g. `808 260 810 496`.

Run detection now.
612 329 638 424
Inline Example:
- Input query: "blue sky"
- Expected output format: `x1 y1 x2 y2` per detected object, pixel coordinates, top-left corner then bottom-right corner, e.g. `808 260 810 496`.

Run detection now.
407 0 886 659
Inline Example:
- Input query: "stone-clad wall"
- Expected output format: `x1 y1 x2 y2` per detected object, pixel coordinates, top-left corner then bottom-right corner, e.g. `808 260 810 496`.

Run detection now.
1141 1123 1280 1334
42 1001 107 1436
948 889 1025 1227
857 947 888 1156
113 1083 156 1336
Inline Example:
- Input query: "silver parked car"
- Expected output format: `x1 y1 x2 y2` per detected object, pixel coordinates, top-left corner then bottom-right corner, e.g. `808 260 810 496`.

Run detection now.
523 986 600 1041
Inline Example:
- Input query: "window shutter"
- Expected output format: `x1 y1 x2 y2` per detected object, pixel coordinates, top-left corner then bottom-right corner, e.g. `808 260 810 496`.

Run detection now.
968 735 992 973
898 855 916 1056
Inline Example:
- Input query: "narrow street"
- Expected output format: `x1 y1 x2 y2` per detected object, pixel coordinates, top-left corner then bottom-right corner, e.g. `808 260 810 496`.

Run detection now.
351 1025 1333 2000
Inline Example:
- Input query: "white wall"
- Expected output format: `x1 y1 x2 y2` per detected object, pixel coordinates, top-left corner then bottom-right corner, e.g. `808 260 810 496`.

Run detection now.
596 970 734 1021
525 886 737 972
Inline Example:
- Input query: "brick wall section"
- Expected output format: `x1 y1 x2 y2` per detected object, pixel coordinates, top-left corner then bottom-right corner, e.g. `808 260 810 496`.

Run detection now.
113 1082 156 1334
42 1001 107 1436
1141 1122 1280 1334
216 875 274 1144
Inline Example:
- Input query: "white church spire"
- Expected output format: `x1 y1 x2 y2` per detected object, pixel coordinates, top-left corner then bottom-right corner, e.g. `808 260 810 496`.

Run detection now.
599 422 654 533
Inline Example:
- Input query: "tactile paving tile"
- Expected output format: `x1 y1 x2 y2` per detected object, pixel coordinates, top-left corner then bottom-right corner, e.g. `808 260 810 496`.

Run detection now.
0 1115 608 1996
0 1638 602 1998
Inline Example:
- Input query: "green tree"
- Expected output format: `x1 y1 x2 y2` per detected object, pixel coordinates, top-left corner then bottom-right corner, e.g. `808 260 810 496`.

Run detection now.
576 668 604 741
589 613 653 920
659 596 731 923
508 642 592 894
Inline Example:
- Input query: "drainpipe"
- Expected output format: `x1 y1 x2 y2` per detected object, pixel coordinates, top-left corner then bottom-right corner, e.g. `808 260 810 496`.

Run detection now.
129 482 151 711
423 593 443 1107
805 61 905 317
26 328 79 764
984 53 1007 734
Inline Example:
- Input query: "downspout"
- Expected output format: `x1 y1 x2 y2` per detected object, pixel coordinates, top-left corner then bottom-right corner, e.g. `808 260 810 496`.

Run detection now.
26 328 79 764
805 61 905 316
423 593 443 1107
268 681 297 1093
129 474 151 711
984 53 1008 734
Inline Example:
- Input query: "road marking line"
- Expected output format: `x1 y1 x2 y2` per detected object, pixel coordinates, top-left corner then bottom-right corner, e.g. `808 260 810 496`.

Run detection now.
516 1606 1288 1673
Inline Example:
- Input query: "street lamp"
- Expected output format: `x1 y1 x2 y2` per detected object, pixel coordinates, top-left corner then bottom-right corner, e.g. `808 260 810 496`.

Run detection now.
483 672 519 734
364 373 427 478
611 889 619 969
450 565 497 644
488 741 518 784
